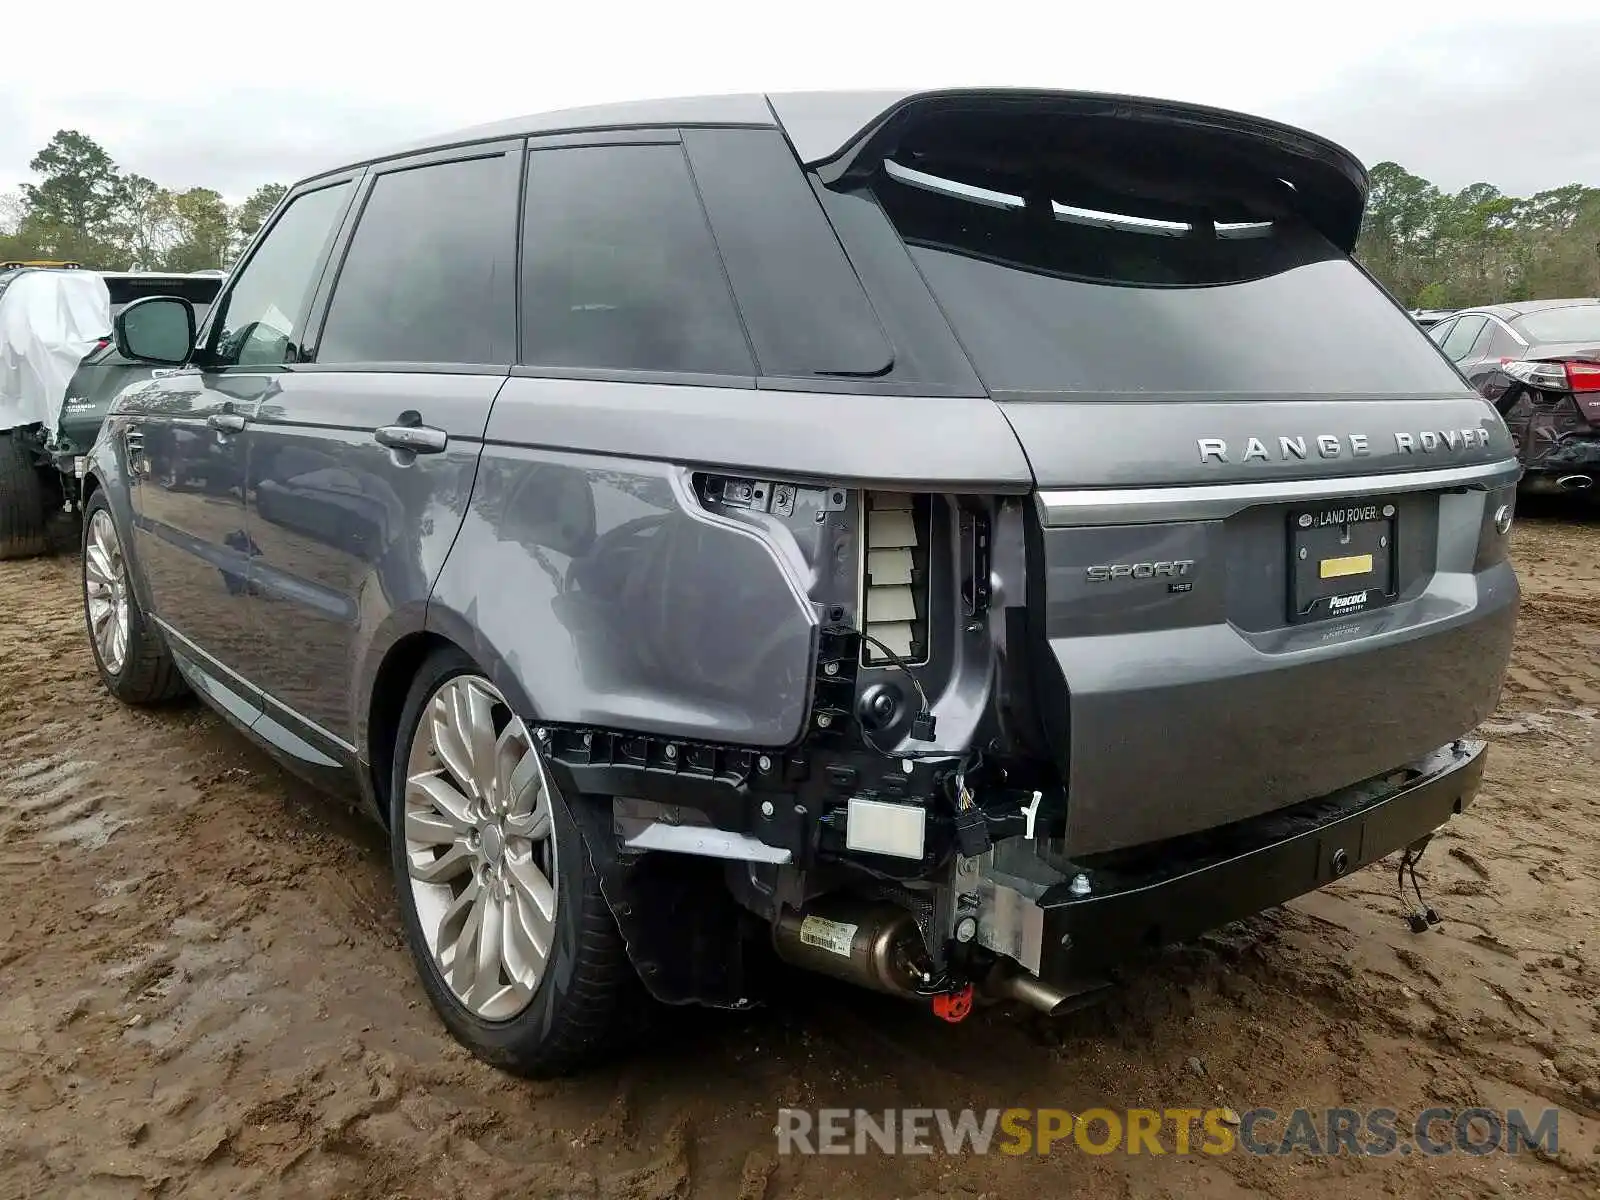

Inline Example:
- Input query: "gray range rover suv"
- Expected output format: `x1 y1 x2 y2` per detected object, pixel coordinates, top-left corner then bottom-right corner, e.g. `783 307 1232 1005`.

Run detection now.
82 88 1520 1075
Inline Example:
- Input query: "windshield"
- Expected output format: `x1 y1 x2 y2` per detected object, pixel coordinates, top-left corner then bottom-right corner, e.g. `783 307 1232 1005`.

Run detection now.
1513 304 1600 345
870 161 1466 396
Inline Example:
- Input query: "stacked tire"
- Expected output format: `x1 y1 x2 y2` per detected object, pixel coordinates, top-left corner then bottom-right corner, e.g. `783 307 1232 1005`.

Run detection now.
0 431 50 561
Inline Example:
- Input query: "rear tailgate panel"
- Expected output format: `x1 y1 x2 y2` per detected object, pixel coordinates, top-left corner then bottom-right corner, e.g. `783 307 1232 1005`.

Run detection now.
1032 466 1519 856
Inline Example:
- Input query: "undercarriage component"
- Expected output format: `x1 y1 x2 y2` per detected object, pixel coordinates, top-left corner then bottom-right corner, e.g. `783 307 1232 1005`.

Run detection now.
772 897 933 997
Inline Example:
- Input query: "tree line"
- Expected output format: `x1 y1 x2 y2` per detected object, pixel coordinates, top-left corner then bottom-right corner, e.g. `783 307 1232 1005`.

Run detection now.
1356 163 1600 310
0 131 286 273
4 128 1599 306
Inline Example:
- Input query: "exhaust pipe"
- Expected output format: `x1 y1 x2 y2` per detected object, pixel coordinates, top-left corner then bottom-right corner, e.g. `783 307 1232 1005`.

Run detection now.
1557 474 1593 491
982 964 1113 1016
773 899 930 997
773 898 1116 1015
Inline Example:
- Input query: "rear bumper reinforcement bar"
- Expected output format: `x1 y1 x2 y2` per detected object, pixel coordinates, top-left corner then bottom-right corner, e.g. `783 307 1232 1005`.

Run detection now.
1030 739 1486 981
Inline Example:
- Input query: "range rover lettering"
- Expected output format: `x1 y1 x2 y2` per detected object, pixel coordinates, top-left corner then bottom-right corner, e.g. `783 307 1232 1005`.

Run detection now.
78 88 1519 1076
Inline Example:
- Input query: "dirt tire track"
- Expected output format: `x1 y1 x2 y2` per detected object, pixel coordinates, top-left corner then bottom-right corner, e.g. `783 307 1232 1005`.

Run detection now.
0 510 1597 1198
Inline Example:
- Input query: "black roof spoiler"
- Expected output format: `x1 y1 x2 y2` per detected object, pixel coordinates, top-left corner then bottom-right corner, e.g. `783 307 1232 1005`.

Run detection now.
769 88 1370 254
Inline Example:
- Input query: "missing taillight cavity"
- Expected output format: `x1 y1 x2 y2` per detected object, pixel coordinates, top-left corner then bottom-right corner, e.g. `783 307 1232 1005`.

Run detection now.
861 492 931 666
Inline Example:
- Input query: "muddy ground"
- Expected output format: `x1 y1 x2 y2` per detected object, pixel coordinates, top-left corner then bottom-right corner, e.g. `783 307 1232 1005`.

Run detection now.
0 503 1597 1200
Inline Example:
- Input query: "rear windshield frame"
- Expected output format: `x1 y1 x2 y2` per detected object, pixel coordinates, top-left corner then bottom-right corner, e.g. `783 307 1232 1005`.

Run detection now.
103 275 224 309
1511 304 1600 345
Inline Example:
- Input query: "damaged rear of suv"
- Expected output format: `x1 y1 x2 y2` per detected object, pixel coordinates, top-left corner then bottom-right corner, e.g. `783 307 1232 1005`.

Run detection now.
86 88 1519 1075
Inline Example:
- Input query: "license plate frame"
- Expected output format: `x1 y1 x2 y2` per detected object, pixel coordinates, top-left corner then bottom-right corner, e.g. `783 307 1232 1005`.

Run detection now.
1287 499 1398 624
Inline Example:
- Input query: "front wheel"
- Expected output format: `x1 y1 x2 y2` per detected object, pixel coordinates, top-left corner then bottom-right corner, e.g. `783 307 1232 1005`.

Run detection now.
81 492 188 704
389 649 638 1076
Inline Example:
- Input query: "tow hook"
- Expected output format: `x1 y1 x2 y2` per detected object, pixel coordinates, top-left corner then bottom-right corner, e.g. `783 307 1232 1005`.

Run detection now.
931 985 974 1023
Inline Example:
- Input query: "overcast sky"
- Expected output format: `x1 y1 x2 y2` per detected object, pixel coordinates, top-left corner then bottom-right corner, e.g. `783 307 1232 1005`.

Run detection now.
4 0 1596 204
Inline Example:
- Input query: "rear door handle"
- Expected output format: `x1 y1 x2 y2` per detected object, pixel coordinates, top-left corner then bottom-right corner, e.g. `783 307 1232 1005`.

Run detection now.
208 412 247 434
375 424 448 455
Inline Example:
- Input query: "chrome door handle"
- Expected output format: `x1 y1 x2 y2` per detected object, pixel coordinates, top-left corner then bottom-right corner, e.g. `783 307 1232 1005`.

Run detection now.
375 424 448 454
208 412 247 434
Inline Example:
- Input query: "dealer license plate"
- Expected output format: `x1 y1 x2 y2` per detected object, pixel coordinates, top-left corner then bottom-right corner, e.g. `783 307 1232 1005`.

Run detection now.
1288 499 1398 623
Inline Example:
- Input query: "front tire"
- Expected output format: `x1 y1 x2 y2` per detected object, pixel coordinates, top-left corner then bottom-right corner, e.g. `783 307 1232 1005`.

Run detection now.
0 430 49 561
81 491 188 704
389 648 637 1076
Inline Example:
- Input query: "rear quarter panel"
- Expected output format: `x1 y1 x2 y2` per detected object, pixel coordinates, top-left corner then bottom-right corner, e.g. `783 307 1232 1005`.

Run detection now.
427 375 1034 746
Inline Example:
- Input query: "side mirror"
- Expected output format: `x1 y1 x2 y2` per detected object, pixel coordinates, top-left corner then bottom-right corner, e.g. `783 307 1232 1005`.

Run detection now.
114 295 196 366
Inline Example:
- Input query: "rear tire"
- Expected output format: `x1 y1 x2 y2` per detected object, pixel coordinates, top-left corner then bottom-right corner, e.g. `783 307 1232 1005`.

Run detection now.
81 490 188 705
389 647 639 1077
0 430 50 561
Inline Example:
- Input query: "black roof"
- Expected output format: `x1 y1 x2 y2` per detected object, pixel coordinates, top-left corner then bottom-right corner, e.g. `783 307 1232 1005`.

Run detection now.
311 86 1365 178
301 88 1371 252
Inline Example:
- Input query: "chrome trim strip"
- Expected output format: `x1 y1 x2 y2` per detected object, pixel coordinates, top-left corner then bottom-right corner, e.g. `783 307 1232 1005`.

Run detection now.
1036 459 1521 527
153 616 358 753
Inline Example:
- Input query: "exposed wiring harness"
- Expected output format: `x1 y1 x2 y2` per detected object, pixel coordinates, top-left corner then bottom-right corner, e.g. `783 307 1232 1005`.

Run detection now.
853 628 958 760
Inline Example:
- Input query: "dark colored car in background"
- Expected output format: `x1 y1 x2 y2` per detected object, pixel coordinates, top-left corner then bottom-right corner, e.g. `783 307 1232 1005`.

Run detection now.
54 272 226 471
1428 298 1600 493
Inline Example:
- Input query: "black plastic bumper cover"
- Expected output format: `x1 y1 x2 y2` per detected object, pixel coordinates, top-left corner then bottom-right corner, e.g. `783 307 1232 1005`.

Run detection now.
1036 740 1486 981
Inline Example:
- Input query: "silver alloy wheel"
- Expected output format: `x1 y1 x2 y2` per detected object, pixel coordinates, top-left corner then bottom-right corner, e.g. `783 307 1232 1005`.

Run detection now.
84 509 131 676
404 674 558 1021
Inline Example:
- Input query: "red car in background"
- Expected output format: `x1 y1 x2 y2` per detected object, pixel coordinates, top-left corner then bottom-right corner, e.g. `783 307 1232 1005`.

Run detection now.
1428 298 1600 495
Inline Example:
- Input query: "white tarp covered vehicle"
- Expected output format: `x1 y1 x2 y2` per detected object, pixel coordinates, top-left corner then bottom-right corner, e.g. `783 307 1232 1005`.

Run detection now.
0 267 112 558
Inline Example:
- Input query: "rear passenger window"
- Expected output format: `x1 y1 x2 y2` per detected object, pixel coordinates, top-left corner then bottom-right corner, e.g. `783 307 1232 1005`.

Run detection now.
317 153 518 365
1439 315 1487 361
520 144 754 376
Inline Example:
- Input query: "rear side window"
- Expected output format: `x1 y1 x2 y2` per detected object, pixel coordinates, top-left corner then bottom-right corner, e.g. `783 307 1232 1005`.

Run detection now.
1485 324 1523 359
318 153 518 365
520 143 753 376
868 161 1467 396
1446 315 1491 361
682 128 891 378
1438 315 1487 361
